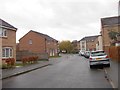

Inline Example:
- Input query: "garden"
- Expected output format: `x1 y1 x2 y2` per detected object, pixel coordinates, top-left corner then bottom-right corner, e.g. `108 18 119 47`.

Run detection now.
1 56 38 69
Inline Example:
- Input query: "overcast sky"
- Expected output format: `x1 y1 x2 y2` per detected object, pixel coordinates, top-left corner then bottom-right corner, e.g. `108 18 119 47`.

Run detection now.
0 0 119 42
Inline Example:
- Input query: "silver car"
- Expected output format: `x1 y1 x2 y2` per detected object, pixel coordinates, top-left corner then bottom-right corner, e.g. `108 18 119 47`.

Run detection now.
89 50 110 68
79 50 85 56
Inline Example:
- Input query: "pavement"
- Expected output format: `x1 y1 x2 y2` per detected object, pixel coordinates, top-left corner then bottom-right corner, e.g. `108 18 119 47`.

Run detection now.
2 60 50 79
105 60 119 88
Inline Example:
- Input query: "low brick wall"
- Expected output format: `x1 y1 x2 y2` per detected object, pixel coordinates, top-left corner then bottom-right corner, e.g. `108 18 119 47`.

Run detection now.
16 50 49 61
109 46 120 62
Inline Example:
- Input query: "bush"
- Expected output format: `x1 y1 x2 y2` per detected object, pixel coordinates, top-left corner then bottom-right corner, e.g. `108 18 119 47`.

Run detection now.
2 58 15 69
21 56 38 65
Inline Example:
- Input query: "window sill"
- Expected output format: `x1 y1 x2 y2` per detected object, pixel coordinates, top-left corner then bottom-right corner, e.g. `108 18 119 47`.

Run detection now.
2 57 13 59
0 36 8 38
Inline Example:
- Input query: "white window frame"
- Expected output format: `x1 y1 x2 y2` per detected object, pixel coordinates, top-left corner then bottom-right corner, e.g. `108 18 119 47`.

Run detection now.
29 39 32 45
2 47 13 58
0 28 7 37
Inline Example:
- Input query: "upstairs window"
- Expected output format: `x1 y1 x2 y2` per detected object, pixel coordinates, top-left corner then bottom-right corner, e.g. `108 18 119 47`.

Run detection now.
47 40 51 44
29 39 32 45
0 29 7 37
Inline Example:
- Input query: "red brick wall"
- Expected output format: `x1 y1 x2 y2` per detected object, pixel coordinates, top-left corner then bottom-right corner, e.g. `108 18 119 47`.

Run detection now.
101 25 120 59
86 38 98 51
2 29 16 60
103 46 110 57
19 31 58 56
46 40 58 56
102 25 120 49
86 42 96 51
19 31 46 53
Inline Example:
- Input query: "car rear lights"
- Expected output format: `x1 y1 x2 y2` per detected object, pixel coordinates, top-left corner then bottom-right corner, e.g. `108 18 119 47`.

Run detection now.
89 58 92 60
106 56 108 58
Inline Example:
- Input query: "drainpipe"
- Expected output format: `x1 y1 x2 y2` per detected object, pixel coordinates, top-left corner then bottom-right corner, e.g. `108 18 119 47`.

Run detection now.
45 38 47 53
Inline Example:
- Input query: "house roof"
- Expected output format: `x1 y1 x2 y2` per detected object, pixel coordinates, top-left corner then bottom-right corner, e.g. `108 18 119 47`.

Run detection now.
0 18 17 30
32 30 58 42
19 30 58 42
101 16 120 27
72 40 78 43
80 35 100 41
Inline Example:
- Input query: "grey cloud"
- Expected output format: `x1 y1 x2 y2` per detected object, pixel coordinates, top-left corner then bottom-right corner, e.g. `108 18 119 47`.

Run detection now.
0 0 118 42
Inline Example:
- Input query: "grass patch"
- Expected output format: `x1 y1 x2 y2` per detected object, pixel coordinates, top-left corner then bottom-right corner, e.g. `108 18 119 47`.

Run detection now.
1 59 49 69
15 63 24 66
0 64 7 69
17 62 39 66
49 56 61 58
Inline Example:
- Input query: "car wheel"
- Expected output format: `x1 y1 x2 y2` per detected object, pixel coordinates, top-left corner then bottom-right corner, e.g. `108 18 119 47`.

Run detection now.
90 65 93 69
107 64 110 67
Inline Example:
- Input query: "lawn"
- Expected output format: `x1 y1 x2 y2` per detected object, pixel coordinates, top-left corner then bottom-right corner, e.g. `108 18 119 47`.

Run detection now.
49 56 61 58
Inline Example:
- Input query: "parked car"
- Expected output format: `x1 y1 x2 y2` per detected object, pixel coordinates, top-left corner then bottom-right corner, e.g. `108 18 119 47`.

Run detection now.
89 50 110 69
79 50 85 56
84 51 90 58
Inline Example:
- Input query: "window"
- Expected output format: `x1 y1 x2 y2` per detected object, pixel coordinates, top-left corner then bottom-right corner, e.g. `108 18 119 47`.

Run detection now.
2 47 13 58
47 40 50 44
54 41 57 45
82 42 84 45
0 29 7 37
29 39 32 44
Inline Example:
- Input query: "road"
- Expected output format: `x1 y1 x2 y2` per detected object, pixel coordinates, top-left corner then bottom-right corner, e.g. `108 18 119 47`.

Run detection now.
2 54 112 88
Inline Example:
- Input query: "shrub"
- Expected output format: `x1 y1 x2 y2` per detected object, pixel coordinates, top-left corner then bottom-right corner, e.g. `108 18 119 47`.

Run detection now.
2 58 15 68
21 56 38 65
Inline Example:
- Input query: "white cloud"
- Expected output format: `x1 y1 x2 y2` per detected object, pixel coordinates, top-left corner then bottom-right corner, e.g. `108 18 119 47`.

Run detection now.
0 0 119 42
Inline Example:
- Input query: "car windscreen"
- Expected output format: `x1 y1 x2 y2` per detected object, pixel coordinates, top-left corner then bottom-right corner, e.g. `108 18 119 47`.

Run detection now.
91 51 106 57
86 52 90 55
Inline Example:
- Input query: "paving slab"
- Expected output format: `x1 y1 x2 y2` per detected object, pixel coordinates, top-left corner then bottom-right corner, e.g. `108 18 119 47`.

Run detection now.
2 61 50 79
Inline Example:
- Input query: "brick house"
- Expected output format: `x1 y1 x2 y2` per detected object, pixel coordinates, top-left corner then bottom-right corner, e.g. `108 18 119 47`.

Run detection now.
80 35 100 51
101 16 120 55
96 35 103 50
0 19 17 61
77 41 80 51
18 30 59 56
71 40 80 53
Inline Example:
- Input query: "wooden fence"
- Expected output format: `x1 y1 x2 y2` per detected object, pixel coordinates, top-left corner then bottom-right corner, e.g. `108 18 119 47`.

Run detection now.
109 46 120 62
